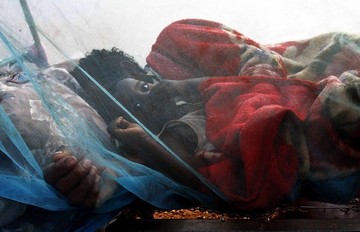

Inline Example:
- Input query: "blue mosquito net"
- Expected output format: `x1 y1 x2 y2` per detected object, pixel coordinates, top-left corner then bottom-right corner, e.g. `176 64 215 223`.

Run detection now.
0 1 223 231
4 1 360 231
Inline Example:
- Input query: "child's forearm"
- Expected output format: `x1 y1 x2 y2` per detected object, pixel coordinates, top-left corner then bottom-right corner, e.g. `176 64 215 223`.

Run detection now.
140 135 205 191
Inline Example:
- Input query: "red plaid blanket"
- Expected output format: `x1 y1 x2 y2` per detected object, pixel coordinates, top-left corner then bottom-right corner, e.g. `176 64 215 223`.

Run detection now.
147 19 360 210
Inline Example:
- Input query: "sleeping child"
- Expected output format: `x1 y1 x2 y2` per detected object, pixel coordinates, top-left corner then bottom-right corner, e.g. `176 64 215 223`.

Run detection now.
49 32 360 212
7 17 360 231
11 19 360 218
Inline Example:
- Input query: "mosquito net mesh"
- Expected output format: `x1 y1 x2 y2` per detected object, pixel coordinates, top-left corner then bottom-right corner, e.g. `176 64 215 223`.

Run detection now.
0 1 220 231
2 1 360 231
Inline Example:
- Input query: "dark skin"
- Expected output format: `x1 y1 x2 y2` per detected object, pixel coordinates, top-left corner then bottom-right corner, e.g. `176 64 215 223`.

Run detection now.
107 117 204 189
43 77 210 208
43 147 117 208
43 148 100 208
112 77 206 133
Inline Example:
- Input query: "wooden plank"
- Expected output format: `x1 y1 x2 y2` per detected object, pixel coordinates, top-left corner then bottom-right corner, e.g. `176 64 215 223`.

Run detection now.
106 219 360 231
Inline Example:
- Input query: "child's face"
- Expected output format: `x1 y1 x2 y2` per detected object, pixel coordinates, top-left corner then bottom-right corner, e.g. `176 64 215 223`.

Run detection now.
112 78 187 132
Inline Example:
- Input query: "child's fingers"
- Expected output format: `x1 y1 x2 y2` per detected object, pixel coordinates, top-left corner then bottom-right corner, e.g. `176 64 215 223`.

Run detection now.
52 146 73 162
54 159 93 195
66 165 100 208
43 155 78 184
107 117 130 135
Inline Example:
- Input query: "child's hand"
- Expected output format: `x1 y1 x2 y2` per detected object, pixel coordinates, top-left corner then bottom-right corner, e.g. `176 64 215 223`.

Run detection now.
43 148 100 208
107 117 163 168
107 117 152 152
43 147 117 209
